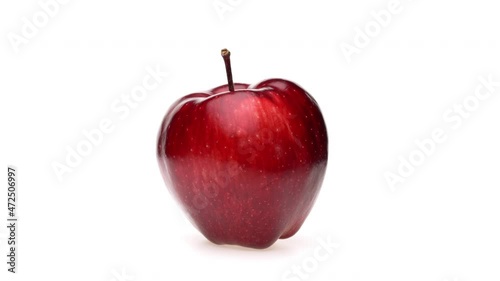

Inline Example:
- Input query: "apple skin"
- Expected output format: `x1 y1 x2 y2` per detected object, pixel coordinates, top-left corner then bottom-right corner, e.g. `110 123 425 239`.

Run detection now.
157 79 328 249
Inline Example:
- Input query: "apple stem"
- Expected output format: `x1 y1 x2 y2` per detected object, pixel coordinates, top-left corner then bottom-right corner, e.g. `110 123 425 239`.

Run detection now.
221 48 235 92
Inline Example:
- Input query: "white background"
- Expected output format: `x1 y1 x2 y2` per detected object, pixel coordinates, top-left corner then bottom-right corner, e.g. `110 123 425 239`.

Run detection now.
1 0 500 280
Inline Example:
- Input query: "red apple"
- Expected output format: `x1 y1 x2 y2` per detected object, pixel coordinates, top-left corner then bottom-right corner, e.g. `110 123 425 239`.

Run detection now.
156 49 328 249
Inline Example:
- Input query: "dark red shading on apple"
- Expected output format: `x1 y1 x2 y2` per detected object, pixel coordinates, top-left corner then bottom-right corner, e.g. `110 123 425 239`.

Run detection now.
156 49 328 249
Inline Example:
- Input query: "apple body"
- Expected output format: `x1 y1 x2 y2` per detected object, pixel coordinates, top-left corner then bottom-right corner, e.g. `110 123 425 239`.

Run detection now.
157 79 328 249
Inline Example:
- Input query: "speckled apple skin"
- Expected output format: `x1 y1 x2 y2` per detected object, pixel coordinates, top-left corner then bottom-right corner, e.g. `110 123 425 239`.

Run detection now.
157 79 328 249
